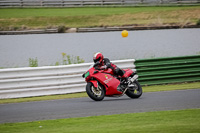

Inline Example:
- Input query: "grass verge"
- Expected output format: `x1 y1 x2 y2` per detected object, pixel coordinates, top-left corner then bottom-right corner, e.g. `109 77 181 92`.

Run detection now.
0 81 200 104
0 108 199 133
0 6 200 30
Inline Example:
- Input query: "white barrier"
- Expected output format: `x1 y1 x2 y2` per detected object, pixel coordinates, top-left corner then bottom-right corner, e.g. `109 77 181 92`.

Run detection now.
0 0 199 7
0 59 135 99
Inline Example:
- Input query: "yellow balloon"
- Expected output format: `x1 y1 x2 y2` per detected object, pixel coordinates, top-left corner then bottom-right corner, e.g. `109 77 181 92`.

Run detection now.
121 30 128 37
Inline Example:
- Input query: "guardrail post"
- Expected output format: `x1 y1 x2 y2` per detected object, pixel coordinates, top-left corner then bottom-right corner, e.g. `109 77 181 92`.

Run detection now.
20 0 23 7
101 0 104 6
40 0 43 7
62 0 64 7
121 0 124 5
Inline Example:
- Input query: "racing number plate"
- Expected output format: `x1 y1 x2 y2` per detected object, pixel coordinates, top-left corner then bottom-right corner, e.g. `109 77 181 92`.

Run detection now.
85 71 90 78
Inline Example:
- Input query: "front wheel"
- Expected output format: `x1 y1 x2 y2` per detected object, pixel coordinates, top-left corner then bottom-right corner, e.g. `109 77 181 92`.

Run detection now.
126 80 142 98
86 82 105 101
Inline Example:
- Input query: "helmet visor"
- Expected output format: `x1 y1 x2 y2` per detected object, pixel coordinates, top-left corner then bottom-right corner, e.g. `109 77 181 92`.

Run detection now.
93 57 101 63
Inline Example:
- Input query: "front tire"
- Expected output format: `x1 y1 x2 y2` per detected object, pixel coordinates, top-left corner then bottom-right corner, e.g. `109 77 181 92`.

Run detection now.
126 80 142 98
86 82 105 101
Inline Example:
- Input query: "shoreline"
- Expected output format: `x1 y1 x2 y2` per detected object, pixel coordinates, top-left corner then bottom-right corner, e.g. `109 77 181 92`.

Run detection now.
0 24 200 35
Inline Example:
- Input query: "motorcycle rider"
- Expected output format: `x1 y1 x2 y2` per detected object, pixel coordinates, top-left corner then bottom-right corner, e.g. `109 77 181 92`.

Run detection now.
93 52 128 92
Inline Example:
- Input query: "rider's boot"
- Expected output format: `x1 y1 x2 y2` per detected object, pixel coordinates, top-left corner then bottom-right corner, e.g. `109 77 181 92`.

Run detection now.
117 74 128 92
117 85 123 92
117 84 127 92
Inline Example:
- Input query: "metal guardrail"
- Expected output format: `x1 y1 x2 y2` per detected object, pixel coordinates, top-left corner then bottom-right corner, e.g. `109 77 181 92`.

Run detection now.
0 59 135 99
1 55 199 99
135 55 200 86
0 0 199 7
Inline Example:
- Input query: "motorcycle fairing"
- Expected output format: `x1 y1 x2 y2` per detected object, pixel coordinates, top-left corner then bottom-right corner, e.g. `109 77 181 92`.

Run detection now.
89 80 98 88
123 69 134 77
92 72 122 95
100 68 114 75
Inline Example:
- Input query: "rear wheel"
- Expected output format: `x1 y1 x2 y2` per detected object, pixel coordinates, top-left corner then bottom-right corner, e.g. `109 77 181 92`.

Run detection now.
125 80 142 98
86 82 105 101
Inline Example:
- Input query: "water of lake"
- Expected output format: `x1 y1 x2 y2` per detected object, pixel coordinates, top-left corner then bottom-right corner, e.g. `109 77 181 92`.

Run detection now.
0 28 200 68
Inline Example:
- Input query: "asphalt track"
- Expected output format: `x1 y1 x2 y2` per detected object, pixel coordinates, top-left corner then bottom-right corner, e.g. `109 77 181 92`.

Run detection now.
0 89 200 123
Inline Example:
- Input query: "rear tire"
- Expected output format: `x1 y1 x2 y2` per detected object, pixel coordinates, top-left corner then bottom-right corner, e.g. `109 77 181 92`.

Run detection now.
126 80 142 98
86 82 105 101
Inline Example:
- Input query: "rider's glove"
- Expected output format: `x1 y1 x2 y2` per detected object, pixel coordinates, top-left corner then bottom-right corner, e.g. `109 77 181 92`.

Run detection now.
106 62 111 68
100 65 107 70
104 65 108 70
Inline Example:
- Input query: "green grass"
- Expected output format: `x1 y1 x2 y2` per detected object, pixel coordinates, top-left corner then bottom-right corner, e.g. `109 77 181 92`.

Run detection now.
143 81 200 92
0 108 199 133
0 81 200 104
0 6 198 18
0 6 200 30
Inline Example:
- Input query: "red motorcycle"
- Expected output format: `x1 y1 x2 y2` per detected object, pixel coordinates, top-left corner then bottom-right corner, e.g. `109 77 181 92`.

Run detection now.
82 62 142 101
